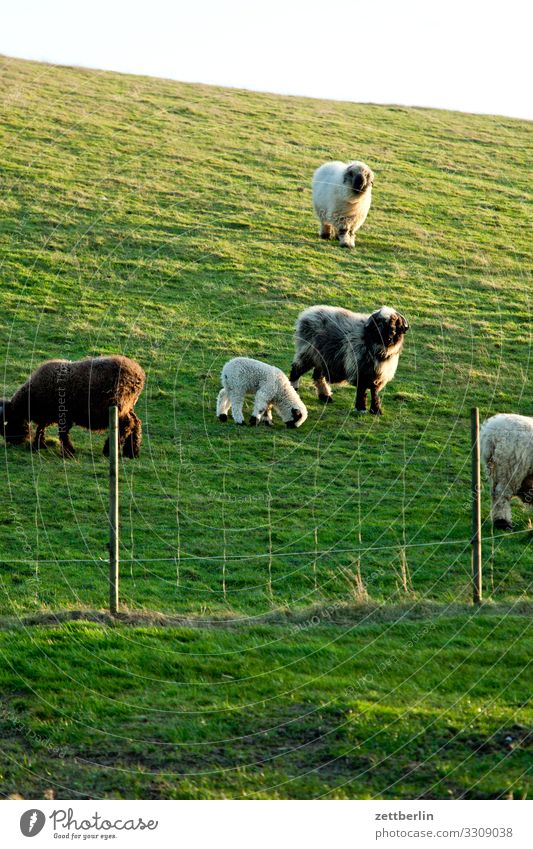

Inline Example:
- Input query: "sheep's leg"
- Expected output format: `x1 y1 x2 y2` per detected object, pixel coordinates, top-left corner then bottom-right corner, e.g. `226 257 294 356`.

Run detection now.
59 426 75 458
229 390 246 425
354 385 368 414
32 424 48 450
289 355 313 392
312 367 333 403
369 386 382 416
122 412 142 459
118 416 133 455
216 388 231 423
348 222 358 244
338 225 355 249
491 480 513 530
250 390 271 427
263 404 274 427
319 222 333 240
517 474 533 505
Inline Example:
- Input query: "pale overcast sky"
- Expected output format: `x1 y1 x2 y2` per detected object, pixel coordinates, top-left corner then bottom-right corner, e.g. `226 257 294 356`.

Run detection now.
1 0 531 120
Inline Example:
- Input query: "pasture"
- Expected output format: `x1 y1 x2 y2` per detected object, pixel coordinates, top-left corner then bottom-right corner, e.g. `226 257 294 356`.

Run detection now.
0 55 531 799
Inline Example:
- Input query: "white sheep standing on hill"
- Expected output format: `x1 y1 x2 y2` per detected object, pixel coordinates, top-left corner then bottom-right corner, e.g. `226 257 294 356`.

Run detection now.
312 160 374 248
217 357 308 428
480 413 533 530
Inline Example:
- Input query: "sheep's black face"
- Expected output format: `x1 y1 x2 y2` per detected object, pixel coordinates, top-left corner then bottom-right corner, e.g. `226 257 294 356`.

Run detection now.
286 408 303 428
366 310 409 351
344 164 374 195
352 172 365 193
0 400 30 444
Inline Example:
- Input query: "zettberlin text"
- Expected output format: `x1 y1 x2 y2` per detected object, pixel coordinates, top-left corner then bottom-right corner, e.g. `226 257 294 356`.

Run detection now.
375 811 434 821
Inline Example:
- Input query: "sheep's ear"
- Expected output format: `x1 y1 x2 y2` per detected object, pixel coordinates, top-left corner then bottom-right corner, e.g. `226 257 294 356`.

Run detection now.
343 166 353 183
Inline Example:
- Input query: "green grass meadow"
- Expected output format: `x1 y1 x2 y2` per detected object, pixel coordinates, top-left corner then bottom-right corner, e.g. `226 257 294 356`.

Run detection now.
0 55 531 799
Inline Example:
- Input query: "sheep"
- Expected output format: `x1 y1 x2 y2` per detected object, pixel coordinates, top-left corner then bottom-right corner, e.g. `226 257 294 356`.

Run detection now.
312 160 374 248
480 413 533 530
289 304 409 415
216 357 308 428
0 355 145 458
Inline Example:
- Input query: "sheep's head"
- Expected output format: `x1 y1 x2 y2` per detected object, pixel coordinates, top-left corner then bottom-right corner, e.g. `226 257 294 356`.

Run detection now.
284 401 308 429
0 400 30 444
344 161 374 195
365 307 409 353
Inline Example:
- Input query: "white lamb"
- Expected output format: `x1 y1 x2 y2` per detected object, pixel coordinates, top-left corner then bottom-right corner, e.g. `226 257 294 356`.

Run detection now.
480 413 533 530
216 357 308 428
312 160 374 248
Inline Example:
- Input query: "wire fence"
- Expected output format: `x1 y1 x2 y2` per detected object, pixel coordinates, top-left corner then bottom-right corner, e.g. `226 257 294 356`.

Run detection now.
2 408 531 614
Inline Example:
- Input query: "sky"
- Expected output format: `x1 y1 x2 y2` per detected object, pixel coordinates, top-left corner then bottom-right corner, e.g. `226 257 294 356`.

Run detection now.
1 0 531 120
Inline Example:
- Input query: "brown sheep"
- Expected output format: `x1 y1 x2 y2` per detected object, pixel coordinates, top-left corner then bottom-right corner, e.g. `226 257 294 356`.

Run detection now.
0 355 145 458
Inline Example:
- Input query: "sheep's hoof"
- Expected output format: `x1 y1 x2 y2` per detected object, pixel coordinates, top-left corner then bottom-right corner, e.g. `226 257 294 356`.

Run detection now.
493 519 513 531
354 408 368 415
218 414 228 422
249 415 258 427
235 421 246 426
319 394 333 404
339 241 354 249
61 446 75 459
122 440 138 459
263 419 274 427
370 408 383 416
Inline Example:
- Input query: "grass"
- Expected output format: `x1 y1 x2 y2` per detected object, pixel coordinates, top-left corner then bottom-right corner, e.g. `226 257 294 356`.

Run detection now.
0 615 531 799
0 55 531 798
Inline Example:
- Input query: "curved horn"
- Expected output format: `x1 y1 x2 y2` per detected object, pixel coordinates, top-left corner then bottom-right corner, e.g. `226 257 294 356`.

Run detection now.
398 312 409 331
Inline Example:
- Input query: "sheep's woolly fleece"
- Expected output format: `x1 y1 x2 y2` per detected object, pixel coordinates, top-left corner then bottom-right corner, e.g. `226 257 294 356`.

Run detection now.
480 413 533 528
217 357 308 428
312 160 374 247
0 355 145 457
290 304 408 415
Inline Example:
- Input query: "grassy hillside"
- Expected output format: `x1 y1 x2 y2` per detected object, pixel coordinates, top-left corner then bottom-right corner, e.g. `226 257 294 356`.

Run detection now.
1 614 531 799
0 56 531 799
0 57 531 616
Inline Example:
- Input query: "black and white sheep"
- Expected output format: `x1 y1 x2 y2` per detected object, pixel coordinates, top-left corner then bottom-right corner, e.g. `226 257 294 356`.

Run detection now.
290 304 409 415
0 355 145 458
480 413 533 530
312 160 374 248
217 357 308 428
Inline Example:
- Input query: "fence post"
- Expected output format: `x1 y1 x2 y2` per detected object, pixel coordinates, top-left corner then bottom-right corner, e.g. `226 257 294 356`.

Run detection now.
471 407 482 604
109 405 119 614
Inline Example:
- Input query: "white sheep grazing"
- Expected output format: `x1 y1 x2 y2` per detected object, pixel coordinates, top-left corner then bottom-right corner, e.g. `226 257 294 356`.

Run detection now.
216 357 308 428
480 413 533 530
312 160 374 248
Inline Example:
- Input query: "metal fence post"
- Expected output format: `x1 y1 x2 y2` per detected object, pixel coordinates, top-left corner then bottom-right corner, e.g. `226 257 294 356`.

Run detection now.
109 405 119 614
471 407 482 604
